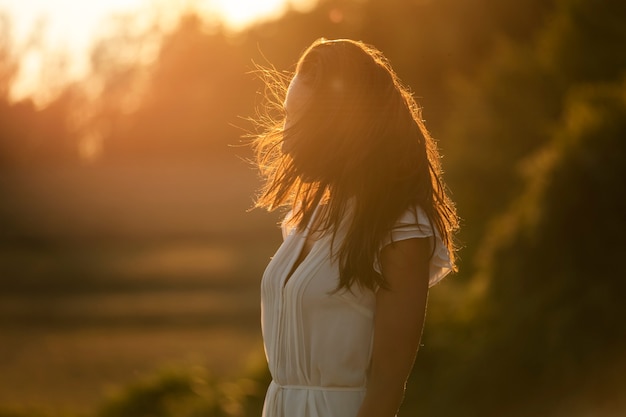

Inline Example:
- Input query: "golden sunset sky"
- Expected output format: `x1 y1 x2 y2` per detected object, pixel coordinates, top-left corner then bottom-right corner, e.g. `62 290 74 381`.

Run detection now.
0 0 316 103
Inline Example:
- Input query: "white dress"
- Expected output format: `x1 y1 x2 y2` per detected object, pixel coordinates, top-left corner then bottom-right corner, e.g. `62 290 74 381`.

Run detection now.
260 206 452 417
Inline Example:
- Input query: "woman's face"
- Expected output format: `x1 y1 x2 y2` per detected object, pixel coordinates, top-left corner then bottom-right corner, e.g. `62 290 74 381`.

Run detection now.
282 74 312 155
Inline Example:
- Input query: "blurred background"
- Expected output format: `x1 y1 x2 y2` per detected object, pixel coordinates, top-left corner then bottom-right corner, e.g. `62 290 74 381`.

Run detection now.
0 0 625 416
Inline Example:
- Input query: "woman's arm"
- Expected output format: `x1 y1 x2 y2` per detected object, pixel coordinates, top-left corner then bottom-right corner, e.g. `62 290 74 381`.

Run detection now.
356 237 431 417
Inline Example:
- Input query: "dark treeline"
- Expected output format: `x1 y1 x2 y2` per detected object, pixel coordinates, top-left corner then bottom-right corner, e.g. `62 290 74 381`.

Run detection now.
1 0 625 415
0 0 554 166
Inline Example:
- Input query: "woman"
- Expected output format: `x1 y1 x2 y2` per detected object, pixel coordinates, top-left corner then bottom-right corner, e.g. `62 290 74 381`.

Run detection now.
251 38 459 417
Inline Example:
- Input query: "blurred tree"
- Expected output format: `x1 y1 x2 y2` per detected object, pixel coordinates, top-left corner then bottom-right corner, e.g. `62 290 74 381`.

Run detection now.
538 0 626 85
1 0 560 166
0 13 76 168
2 1 624 416
414 0 626 414
245 0 556 133
442 0 626 274
95 364 269 417
463 80 626 417
77 11 162 162
0 92 77 167
398 1 626 416
98 14 257 161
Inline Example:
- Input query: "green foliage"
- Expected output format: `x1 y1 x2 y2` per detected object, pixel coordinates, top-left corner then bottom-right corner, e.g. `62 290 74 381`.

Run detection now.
2 0 626 416
97 369 199 417
459 80 626 417
97 364 268 417
0 362 269 417
405 0 626 415
538 0 626 84
443 40 562 245
443 0 626 273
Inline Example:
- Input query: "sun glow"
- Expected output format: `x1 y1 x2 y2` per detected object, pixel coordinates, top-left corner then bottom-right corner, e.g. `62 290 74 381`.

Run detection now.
0 0 316 104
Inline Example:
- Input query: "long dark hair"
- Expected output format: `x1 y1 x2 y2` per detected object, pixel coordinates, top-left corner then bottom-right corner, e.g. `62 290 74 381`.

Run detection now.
252 38 458 290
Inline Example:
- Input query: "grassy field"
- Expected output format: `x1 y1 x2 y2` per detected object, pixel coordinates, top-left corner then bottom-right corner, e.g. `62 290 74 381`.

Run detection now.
0 157 281 414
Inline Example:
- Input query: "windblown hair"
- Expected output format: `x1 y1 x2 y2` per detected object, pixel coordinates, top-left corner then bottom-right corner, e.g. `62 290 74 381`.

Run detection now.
252 38 459 290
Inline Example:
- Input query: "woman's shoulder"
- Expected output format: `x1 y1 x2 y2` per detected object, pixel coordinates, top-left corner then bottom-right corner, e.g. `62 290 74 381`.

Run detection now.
390 205 436 239
381 205 452 287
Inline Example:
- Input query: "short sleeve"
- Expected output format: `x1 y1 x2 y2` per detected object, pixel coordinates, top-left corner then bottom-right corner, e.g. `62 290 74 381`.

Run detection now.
374 206 452 287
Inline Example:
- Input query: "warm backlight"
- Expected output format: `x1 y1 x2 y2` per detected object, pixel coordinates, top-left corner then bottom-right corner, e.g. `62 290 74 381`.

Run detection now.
0 0 316 103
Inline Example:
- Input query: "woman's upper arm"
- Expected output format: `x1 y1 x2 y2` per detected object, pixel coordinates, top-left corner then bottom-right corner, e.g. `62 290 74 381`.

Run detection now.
374 237 431 376
357 238 431 417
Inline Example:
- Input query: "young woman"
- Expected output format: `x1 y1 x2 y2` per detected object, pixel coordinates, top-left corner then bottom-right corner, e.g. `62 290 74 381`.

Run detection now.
251 38 459 417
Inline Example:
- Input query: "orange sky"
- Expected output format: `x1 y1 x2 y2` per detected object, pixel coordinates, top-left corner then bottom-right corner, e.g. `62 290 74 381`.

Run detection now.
0 0 316 104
